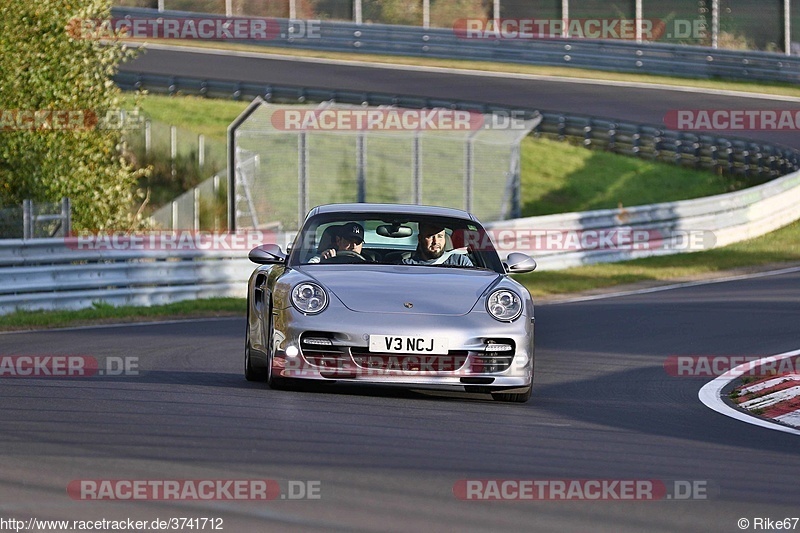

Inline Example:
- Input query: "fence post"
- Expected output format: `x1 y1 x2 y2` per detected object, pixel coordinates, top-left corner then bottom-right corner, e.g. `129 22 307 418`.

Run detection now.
510 145 521 219
635 0 643 43
354 0 362 24
423 0 430 28
213 174 220 232
145 120 151 156
711 0 719 48
22 199 33 240
464 133 477 213
413 133 422 204
194 187 200 231
61 197 71 237
298 132 308 229
170 125 177 179
786 0 792 56
290 0 296 19
356 134 366 203
198 134 205 169
561 0 569 38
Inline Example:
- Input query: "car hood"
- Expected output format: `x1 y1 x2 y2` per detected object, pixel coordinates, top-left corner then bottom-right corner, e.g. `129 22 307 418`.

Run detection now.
303 265 501 315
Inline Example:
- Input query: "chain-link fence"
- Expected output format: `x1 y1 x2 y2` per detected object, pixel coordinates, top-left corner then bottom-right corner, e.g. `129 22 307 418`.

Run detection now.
228 101 538 233
123 118 227 215
124 119 226 173
113 0 798 52
151 170 229 230
0 199 71 240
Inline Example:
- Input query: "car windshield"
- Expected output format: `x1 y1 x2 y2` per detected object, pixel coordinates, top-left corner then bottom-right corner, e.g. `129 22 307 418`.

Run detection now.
288 213 505 273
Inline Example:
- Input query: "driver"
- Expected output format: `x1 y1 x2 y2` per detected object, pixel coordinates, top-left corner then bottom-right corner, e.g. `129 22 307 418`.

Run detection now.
402 223 473 266
309 222 364 263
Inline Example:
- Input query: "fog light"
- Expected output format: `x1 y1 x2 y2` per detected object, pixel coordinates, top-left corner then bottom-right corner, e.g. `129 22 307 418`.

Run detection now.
285 345 299 357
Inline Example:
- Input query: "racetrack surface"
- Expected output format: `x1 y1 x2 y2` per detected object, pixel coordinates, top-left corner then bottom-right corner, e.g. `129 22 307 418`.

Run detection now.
1 270 798 531
119 46 800 149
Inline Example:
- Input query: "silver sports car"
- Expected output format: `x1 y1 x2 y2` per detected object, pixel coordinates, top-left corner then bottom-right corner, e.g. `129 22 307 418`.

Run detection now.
245 203 537 402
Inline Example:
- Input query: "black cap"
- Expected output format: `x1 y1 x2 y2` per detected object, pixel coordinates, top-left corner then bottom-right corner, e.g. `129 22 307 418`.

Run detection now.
418 222 445 237
338 222 364 244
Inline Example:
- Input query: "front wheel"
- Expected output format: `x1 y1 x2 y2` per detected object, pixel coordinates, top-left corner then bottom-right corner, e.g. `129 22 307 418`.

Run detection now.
264 305 298 391
244 317 267 382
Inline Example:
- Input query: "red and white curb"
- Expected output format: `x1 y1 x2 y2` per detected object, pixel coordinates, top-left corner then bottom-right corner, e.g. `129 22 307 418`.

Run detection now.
699 349 800 436
733 373 800 426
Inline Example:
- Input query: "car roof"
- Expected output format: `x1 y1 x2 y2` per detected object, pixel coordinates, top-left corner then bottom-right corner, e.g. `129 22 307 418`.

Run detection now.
309 203 479 222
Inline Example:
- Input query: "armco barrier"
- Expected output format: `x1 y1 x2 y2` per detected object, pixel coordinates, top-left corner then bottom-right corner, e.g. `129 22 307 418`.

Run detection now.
111 7 800 84
1 166 798 314
0 241 254 315
486 168 800 270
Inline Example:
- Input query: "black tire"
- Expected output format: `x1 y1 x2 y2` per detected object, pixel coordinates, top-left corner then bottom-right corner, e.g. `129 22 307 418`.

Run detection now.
492 386 532 403
244 316 267 382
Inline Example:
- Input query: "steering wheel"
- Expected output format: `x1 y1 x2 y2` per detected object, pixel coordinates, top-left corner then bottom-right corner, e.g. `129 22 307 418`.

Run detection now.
321 250 368 263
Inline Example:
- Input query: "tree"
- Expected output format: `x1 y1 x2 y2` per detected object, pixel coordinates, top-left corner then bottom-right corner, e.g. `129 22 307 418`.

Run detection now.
0 0 148 230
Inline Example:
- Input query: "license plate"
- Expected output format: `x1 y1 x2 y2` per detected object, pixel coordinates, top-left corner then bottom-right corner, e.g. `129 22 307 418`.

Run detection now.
369 335 449 355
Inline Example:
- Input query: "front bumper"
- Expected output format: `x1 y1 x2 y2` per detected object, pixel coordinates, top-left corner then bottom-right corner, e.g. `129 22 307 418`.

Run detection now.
269 305 534 391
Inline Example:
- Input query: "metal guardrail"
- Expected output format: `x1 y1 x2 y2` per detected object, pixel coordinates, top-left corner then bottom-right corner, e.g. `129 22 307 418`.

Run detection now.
487 168 800 270
112 7 800 84
0 241 252 314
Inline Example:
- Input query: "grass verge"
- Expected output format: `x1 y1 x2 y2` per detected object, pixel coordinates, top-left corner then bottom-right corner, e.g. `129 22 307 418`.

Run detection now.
514 218 800 298
0 298 244 332
519 137 731 216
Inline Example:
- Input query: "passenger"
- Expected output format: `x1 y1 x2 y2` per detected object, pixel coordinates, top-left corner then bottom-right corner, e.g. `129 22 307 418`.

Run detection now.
402 223 473 266
308 222 364 263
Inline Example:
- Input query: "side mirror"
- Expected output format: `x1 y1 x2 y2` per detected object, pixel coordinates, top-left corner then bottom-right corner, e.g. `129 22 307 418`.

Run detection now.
504 252 537 274
249 244 286 264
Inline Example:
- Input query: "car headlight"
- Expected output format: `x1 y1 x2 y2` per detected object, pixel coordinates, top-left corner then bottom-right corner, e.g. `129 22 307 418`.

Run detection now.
486 289 522 322
291 282 328 314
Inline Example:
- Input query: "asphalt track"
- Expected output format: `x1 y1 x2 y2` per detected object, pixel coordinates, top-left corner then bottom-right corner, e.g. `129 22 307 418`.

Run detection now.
1 270 799 531
119 45 800 149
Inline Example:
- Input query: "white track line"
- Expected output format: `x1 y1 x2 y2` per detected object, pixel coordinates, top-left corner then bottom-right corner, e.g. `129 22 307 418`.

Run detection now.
698 349 800 436
133 42 800 103
543 265 800 305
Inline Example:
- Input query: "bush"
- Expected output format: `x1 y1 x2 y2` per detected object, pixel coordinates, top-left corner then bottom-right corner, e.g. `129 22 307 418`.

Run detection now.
0 0 149 231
